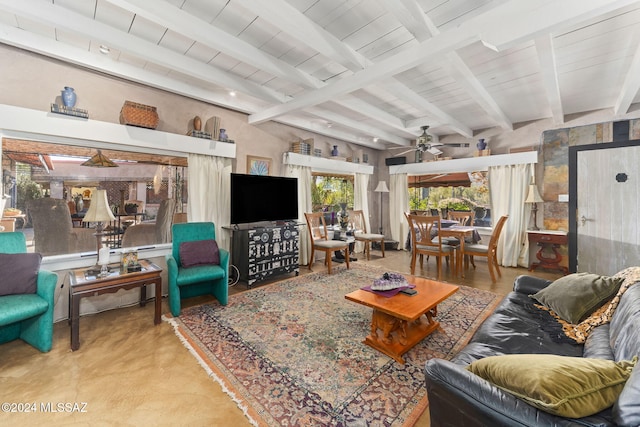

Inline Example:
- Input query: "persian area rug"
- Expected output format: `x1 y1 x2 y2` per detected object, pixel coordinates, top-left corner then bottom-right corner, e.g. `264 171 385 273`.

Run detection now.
164 264 501 426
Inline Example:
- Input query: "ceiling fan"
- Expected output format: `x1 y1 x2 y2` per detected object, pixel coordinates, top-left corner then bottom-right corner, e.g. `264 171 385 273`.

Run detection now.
390 125 471 157
390 125 444 157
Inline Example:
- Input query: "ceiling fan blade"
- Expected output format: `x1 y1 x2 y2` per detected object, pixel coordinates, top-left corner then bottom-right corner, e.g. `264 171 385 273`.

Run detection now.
394 149 415 156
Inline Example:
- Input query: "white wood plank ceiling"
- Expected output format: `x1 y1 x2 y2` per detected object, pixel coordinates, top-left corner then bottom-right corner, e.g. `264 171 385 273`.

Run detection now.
1 0 640 151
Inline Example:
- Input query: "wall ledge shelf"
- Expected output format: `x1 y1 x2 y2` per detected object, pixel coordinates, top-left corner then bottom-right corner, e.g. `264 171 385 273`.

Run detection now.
0 104 236 159
388 151 538 175
283 152 374 174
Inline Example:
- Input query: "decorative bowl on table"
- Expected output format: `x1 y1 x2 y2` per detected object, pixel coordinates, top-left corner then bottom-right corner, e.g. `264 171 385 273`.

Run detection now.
371 272 409 291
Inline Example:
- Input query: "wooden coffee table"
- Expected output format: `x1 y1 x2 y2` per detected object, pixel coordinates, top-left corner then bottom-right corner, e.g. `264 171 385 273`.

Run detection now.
345 276 459 363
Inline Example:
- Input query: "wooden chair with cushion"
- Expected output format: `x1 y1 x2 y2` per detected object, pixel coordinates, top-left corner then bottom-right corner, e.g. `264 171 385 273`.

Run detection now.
443 210 476 246
406 213 456 279
0 232 58 352
461 214 509 282
348 209 385 260
304 212 350 274
165 222 228 316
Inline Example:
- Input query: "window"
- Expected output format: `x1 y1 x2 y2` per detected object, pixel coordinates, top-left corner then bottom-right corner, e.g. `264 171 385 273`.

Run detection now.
408 171 490 226
311 173 353 226
2 138 187 255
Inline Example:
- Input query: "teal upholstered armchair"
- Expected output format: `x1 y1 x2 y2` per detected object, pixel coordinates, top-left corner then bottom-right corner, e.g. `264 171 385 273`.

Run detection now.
166 222 228 316
0 232 58 352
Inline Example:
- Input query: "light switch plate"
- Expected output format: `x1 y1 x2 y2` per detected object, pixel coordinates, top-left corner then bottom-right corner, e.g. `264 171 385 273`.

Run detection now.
558 194 569 202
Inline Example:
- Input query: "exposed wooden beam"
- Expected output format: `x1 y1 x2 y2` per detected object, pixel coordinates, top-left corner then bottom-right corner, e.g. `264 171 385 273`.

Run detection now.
614 28 640 116
275 116 387 150
305 106 410 146
445 52 513 131
235 0 366 72
0 23 268 115
106 0 324 90
238 0 467 139
535 34 564 124
0 0 288 104
376 0 435 42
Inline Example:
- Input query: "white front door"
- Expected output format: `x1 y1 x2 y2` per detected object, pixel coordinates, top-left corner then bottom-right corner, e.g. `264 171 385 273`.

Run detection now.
576 144 640 275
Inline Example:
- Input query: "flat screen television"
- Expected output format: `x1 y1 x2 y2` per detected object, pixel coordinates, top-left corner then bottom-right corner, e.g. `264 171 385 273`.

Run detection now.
230 173 298 224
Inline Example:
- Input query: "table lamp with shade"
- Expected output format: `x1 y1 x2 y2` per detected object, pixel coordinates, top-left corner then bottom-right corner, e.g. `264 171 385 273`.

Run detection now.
82 189 115 275
525 183 544 230
374 181 389 235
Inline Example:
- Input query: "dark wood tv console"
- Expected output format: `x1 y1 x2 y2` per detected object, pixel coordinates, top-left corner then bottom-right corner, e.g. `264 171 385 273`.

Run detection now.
227 222 300 287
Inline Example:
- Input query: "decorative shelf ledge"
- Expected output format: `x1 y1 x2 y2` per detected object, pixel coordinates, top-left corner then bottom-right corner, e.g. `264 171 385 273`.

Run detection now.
388 151 538 175
283 152 374 174
0 104 236 159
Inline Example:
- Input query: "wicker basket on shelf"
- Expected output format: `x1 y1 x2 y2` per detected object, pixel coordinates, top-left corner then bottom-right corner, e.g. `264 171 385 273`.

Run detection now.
119 101 159 129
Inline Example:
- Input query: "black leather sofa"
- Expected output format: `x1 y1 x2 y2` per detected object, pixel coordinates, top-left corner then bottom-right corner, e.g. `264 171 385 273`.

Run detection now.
425 275 640 427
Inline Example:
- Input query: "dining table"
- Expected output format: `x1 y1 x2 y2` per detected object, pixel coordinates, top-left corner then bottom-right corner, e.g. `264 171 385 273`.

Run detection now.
438 225 478 278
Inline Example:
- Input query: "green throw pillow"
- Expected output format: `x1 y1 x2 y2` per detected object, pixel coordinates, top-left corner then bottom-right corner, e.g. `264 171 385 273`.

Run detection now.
530 272 623 324
467 354 636 418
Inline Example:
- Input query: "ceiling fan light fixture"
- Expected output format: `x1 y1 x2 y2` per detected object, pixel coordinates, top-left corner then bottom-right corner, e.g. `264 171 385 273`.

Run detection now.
417 125 433 146
81 150 118 168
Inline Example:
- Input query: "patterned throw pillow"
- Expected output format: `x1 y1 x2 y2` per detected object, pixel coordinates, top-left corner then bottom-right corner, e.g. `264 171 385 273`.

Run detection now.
536 267 640 343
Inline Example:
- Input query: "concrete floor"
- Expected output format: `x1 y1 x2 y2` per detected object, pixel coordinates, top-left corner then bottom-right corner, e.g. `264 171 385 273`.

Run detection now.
0 249 563 426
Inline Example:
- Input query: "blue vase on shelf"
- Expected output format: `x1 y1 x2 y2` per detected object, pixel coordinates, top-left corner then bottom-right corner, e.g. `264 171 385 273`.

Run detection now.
331 145 339 156
477 138 487 150
61 86 77 108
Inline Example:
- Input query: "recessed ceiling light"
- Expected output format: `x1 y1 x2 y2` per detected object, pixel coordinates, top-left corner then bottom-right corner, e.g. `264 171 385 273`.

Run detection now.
229 90 236 97
99 45 110 54
373 137 379 142
327 122 333 128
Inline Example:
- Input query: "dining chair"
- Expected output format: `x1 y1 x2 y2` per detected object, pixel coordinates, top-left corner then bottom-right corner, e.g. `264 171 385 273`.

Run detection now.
461 215 509 282
304 212 350 274
443 210 476 246
348 209 385 260
405 213 455 279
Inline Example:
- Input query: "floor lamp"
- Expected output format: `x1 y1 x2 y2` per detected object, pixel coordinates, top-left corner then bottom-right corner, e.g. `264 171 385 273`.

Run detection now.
525 183 543 230
374 181 389 235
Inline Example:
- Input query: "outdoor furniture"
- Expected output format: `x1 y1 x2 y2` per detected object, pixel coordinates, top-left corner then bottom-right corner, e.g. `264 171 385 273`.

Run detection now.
28 198 95 256
121 199 175 248
304 212 350 274
0 232 58 352
166 222 228 317
348 209 385 260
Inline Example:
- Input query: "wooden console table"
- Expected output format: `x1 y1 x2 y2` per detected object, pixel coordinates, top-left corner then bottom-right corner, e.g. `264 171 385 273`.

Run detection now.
528 230 569 274
68 259 162 350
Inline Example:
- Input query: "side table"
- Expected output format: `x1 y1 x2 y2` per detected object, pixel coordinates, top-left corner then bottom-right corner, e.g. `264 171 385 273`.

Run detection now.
68 259 162 350
527 230 569 275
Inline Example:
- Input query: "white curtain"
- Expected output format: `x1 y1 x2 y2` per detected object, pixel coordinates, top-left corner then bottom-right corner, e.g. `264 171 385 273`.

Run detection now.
353 173 370 253
488 163 532 267
284 163 313 265
187 153 232 251
389 173 409 249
